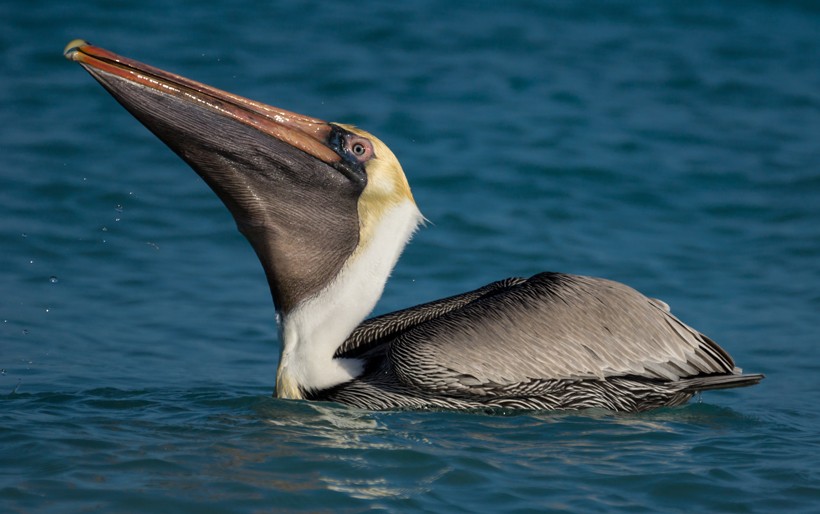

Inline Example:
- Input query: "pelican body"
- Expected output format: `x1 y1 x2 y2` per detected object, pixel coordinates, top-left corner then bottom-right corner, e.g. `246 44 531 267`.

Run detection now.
64 40 762 412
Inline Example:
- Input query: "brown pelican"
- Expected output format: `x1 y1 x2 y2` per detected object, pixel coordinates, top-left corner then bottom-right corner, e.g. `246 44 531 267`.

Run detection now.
64 40 762 412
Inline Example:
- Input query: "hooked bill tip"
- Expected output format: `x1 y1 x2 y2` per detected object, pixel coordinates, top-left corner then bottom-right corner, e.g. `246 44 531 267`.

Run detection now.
63 39 89 60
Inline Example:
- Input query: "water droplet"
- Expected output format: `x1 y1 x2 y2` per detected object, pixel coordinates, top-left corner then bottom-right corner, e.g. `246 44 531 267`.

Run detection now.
114 217 121 222
49 276 58 283
45 308 50 313
115 204 124 213
101 226 108 232
29 260 34 265
21 233 27 238
1 369 6 376
146 242 160 250
22 329 28 335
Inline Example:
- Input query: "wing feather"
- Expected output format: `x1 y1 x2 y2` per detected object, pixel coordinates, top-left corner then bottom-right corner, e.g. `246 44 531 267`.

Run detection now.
335 277 526 358
387 272 736 395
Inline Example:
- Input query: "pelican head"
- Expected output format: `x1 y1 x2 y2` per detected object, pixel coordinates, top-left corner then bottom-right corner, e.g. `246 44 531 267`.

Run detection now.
65 40 423 397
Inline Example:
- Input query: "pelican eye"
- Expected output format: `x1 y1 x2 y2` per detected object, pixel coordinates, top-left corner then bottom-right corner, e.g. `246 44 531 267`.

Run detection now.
346 136 374 162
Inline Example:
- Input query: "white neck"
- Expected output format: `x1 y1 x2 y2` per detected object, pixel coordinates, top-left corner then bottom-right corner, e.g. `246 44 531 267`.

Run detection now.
275 199 423 398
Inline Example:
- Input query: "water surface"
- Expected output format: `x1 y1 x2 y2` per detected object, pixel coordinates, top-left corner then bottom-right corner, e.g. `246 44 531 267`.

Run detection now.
2 1 819 512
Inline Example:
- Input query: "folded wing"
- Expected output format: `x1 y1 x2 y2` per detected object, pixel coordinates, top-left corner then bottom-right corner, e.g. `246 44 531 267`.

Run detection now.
386 273 739 396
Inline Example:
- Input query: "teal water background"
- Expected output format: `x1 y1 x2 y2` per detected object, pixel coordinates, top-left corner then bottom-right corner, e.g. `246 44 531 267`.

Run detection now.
2 1 819 512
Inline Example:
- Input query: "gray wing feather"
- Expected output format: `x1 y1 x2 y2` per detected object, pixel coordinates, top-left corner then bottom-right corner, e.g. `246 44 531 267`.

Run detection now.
388 273 736 395
335 277 526 358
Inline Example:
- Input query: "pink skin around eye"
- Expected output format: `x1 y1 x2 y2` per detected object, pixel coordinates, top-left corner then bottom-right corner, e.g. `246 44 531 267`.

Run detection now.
348 137 374 161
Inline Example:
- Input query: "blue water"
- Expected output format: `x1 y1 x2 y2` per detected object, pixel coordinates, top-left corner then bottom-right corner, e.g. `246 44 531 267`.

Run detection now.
2 0 820 511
